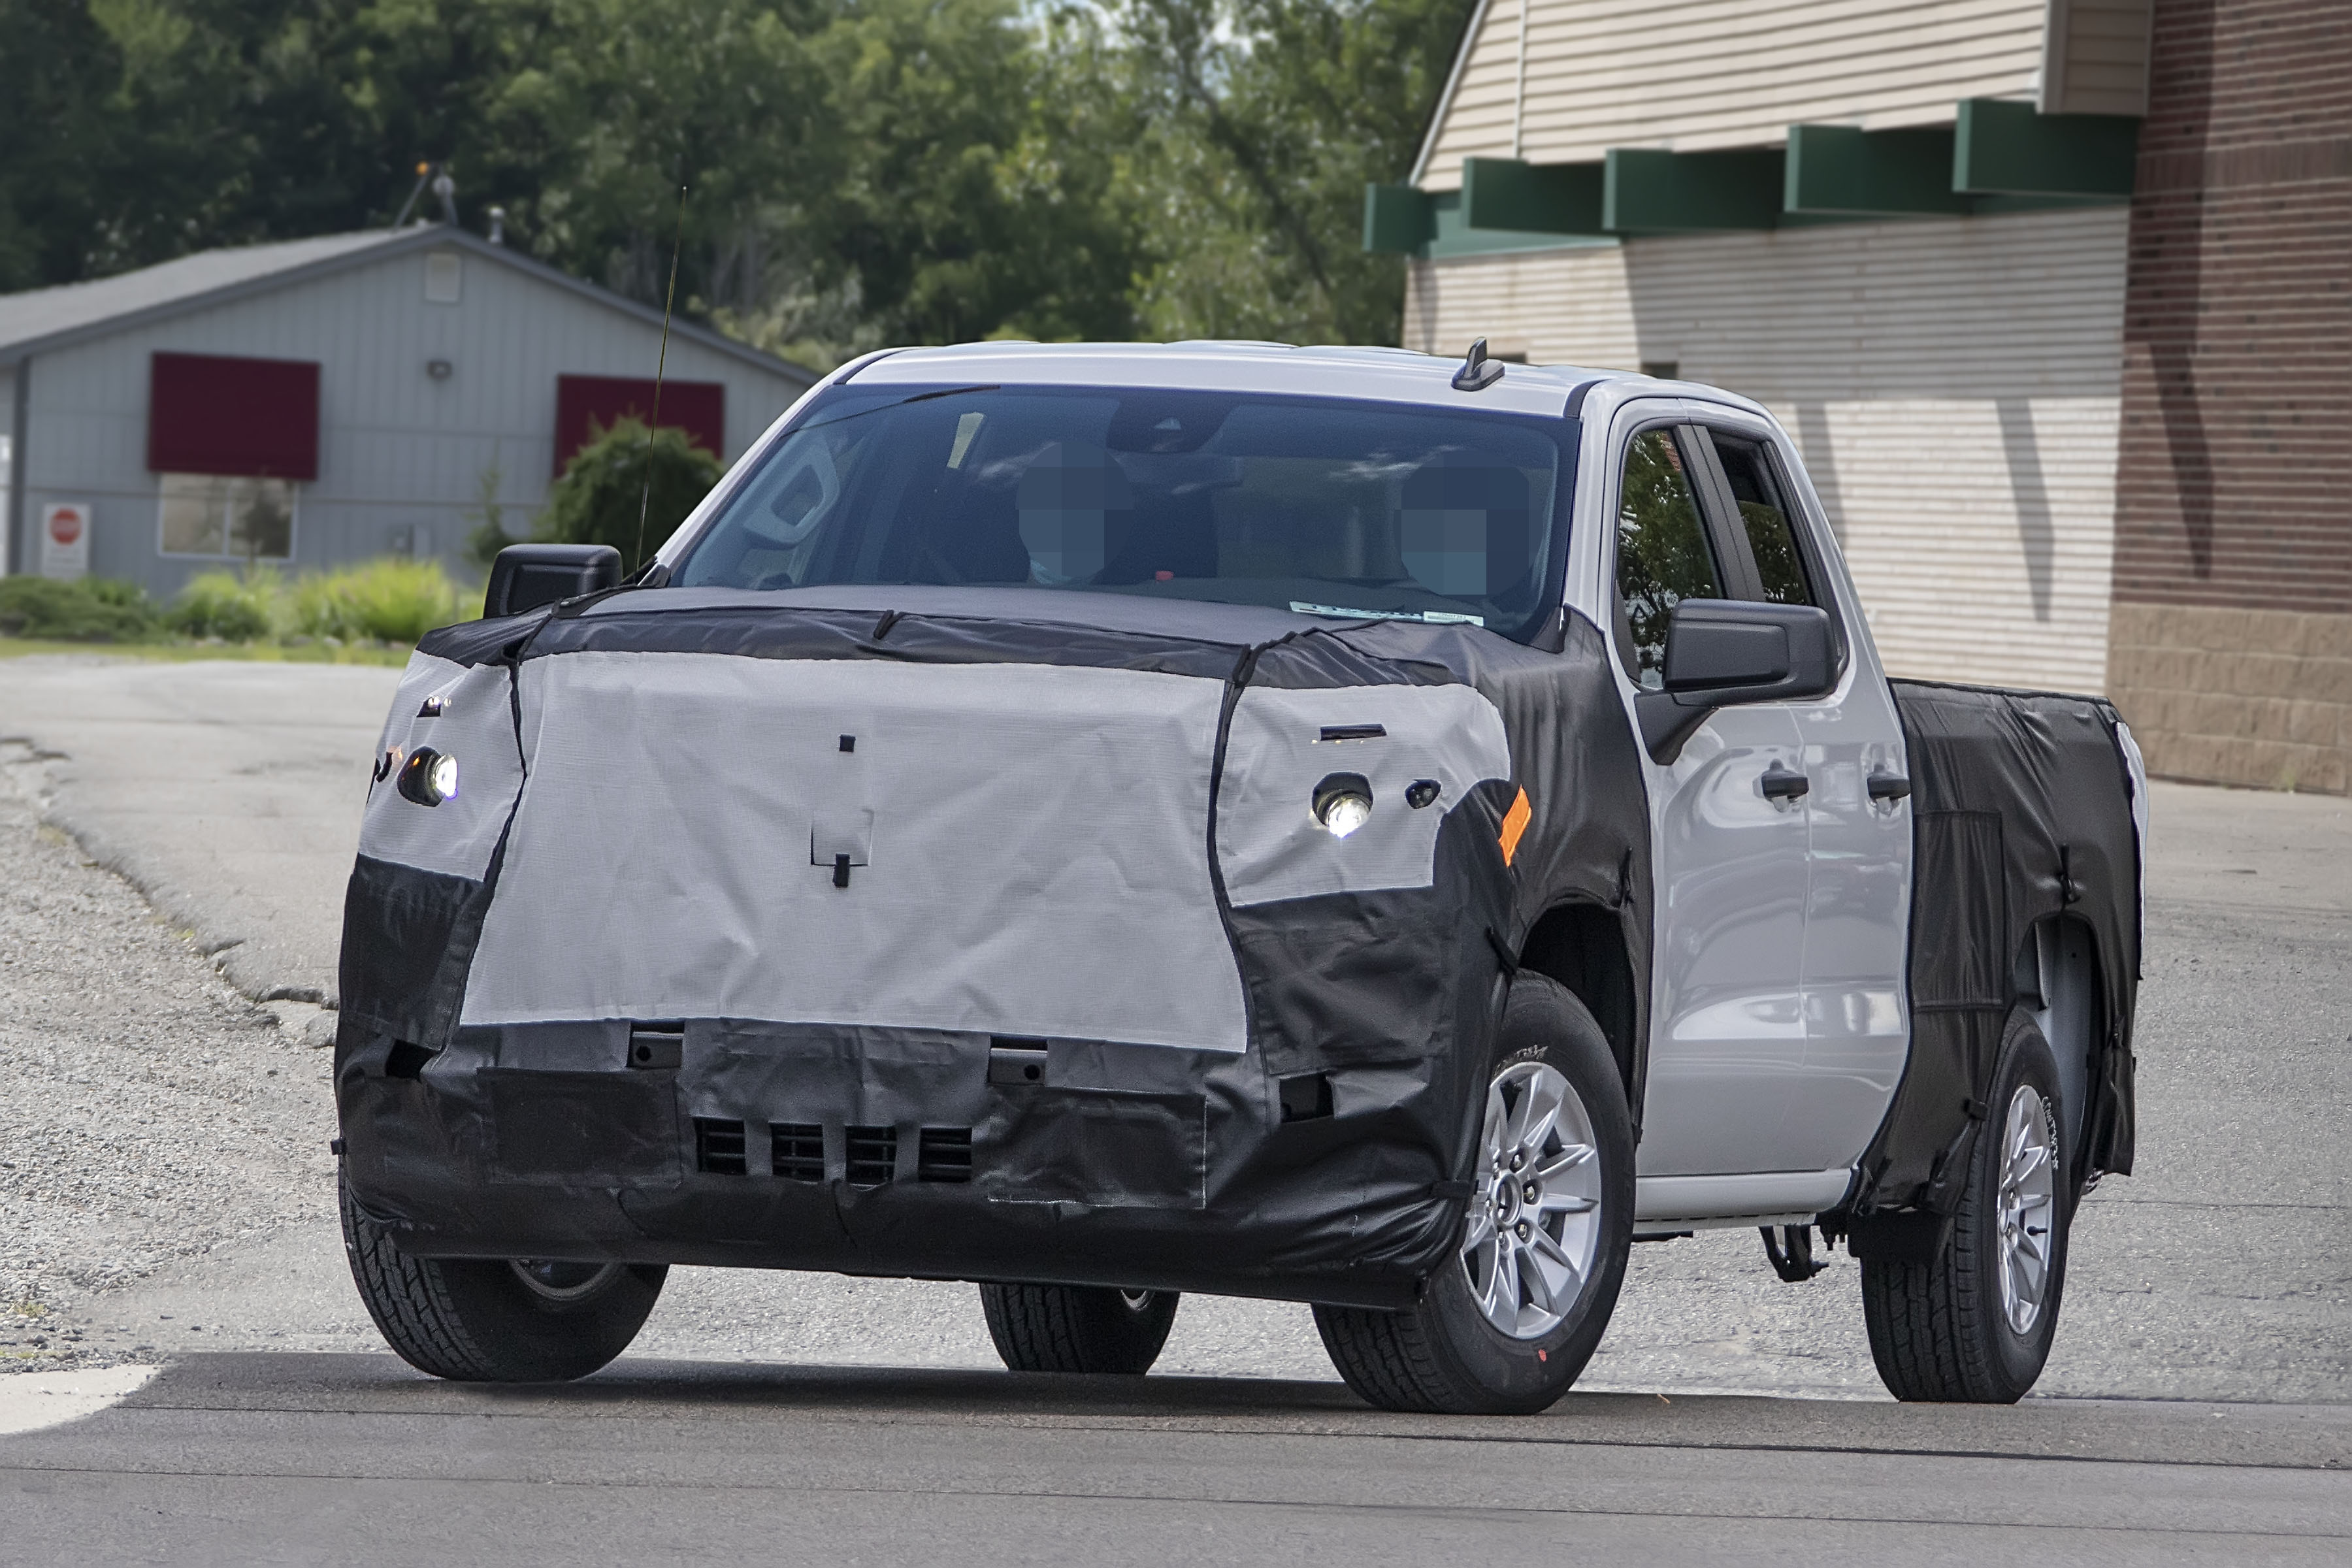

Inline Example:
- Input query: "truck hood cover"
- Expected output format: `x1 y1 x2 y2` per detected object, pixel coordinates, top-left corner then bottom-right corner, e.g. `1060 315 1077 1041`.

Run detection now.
469 651 1247 1049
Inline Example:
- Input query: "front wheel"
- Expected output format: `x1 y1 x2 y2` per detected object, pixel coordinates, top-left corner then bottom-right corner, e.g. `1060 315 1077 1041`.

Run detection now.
1314 974 1635 1414
339 1169 664 1382
1862 1010 2071 1402
980 1284 1180 1374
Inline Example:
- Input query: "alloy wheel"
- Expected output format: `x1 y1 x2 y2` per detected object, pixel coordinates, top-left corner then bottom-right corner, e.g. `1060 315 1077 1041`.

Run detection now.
1460 1060 1603 1339
1995 1085 2058 1336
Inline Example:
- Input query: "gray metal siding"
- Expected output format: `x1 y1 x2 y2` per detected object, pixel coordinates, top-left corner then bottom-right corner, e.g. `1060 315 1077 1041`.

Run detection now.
13 245 806 600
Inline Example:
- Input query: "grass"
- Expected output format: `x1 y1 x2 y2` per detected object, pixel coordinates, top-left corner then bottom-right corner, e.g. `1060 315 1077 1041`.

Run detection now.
0 635 411 665
0 557 469 664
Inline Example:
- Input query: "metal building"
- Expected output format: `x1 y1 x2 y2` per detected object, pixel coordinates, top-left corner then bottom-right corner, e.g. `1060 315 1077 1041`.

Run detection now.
0 225 817 599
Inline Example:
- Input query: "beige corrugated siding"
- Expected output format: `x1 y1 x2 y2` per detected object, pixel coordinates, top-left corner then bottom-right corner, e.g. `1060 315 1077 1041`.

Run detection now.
1420 0 2051 189
2042 0 2153 115
1403 207 2130 693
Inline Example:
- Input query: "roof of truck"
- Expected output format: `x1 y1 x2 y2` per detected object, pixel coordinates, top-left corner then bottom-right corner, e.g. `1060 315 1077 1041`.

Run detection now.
838 340 1631 420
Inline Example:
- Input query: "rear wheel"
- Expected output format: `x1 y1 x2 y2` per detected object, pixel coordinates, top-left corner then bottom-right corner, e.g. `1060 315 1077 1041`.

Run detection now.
1862 1011 2070 1402
339 1168 664 1382
1314 974 1634 1414
980 1284 1180 1374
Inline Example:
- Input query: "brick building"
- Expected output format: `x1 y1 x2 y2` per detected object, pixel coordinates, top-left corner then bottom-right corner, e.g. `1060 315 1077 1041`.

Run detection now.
2105 0 2351 792
1369 0 2349 792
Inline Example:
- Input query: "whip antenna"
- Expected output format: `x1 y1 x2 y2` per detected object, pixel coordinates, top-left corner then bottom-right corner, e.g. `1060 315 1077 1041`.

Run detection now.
635 178 688 575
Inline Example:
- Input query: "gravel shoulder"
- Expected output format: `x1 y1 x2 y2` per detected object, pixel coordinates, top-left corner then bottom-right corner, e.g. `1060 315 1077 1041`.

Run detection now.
0 740 340 1365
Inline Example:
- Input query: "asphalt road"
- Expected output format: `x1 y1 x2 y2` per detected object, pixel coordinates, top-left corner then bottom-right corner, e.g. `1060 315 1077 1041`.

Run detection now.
5 1355 2347 1563
2 653 2347 1559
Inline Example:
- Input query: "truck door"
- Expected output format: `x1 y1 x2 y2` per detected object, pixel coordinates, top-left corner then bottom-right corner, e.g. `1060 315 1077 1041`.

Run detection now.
1607 419 1813 1177
1684 419 1912 1175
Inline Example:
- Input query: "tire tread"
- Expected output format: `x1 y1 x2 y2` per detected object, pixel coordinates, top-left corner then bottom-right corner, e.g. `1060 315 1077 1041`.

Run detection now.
339 1175 498 1381
979 1283 1176 1374
1861 1012 2066 1403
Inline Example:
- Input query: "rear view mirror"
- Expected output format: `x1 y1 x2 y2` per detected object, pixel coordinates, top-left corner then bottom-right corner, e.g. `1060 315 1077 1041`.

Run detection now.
484 544 623 621
1638 598 1836 763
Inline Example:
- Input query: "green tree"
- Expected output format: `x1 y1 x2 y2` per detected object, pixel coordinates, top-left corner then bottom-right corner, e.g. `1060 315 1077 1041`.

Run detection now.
538 418 723 576
1117 0 1478 344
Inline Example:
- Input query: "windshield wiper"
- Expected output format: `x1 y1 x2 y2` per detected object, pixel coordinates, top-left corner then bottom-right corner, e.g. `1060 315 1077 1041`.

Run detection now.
1288 600 1486 627
793 385 1002 434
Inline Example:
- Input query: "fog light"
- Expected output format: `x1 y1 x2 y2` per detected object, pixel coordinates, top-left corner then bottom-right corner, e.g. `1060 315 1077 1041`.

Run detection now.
1311 772 1373 838
397 747 459 807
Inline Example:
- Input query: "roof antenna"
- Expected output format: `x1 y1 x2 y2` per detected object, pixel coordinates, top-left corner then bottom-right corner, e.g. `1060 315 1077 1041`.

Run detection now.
1452 337 1505 393
632 178 689 580
391 162 434 228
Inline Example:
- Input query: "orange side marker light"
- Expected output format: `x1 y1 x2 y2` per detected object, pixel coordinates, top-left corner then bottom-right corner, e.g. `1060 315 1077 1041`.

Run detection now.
1499 787 1532 867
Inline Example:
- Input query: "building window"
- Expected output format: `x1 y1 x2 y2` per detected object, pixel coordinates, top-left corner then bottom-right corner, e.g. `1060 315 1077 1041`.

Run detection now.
425 250 462 304
158 474 297 560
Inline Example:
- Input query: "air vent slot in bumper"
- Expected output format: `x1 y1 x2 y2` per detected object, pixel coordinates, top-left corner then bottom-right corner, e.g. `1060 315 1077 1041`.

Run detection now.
694 1117 747 1175
845 1125 898 1187
770 1122 825 1183
917 1127 973 1183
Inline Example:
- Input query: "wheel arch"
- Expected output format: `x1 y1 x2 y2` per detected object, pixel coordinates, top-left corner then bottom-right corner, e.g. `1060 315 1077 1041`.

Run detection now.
2013 911 2107 1188
1517 900 1643 1126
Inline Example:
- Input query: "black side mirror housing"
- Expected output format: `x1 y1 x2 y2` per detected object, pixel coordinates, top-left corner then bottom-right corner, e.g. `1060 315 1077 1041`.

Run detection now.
1638 598 1837 763
484 544 623 621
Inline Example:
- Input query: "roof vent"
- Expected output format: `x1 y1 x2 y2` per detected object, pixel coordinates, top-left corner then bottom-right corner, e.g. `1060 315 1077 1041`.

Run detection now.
1452 337 1506 393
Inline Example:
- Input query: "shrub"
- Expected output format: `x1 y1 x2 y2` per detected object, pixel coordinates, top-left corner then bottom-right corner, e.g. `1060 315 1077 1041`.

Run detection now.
289 558 465 644
538 417 722 576
169 568 280 641
0 576 163 641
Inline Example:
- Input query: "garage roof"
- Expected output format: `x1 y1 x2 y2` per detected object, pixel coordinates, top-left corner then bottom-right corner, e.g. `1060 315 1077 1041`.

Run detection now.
0 225 815 386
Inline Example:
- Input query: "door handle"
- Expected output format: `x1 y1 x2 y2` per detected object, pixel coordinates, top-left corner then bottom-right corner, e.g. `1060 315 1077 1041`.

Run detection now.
1867 772 1912 803
1760 764 1810 801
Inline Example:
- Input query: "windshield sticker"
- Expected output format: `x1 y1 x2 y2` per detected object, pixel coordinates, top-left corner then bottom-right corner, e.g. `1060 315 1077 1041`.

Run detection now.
1288 602 1486 628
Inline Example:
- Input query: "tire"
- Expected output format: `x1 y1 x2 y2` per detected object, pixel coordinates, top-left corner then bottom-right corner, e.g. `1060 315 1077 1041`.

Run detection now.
1862 1011 2070 1403
979 1284 1181 1375
338 1168 665 1382
1313 974 1635 1414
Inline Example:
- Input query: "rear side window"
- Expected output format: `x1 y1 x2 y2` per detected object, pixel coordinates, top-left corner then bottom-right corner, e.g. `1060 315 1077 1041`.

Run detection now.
1613 429 1720 688
1710 434 1812 607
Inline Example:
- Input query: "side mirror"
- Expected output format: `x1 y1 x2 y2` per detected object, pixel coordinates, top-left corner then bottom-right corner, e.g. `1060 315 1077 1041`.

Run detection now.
1637 598 1837 763
484 544 623 621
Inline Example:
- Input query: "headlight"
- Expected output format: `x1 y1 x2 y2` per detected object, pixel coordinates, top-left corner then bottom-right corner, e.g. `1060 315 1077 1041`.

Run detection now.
397 747 459 807
1311 772 1373 838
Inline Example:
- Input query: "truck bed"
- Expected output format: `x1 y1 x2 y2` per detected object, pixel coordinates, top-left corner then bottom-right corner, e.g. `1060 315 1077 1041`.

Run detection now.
1840 679 2145 1257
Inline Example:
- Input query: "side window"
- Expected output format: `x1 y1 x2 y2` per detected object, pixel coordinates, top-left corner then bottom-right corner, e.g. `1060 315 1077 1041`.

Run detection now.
1614 429 1722 689
1709 435 1812 607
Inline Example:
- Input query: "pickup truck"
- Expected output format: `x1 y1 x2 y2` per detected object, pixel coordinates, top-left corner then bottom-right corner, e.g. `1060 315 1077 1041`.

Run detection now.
335 341 2145 1413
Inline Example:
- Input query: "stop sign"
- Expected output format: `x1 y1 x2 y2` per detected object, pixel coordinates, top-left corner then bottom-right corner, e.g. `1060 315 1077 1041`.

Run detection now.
40 500 92 579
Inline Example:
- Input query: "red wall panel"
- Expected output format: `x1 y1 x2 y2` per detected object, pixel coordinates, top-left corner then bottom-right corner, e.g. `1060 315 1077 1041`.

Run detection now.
147 352 321 480
553 375 726 477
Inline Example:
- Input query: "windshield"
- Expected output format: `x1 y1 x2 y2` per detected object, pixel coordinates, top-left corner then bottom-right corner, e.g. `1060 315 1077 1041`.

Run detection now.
672 384 1573 642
